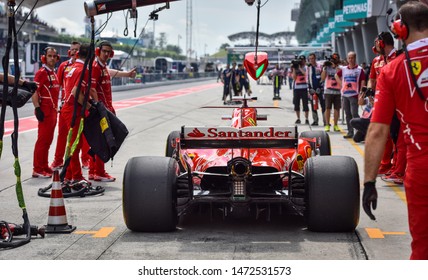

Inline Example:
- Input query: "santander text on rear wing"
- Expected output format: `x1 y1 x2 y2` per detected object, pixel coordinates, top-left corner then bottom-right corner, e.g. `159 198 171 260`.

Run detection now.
180 126 298 149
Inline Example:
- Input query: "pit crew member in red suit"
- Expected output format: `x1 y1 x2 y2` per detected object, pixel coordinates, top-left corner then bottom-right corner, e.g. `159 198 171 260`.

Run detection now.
369 32 404 178
373 32 406 184
31 47 60 178
363 1 428 260
51 41 80 170
60 43 93 183
89 40 136 182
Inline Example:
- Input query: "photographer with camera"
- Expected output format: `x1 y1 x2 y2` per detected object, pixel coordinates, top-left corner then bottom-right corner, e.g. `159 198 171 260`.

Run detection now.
307 53 325 126
335 51 366 139
349 86 375 143
363 1 428 259
321 53 341 132
291 55 309 124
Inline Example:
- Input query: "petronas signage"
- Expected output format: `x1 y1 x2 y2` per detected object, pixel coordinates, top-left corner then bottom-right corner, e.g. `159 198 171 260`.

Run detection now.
343 0 372 20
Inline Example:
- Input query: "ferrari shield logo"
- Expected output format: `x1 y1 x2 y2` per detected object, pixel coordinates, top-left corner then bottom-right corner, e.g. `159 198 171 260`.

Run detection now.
411 61 422 76
247 117 256 126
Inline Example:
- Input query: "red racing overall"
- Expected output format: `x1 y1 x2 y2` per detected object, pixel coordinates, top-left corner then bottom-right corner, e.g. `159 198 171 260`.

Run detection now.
372 39 428 259
52 59 74 169
89 58 114 178
33 66 60 174
371 50 400 174
61 59 89 181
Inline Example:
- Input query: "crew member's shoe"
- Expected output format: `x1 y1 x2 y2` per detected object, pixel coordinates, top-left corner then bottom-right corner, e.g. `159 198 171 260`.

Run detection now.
50 161 64 170
311 122 318 126
377 164 393 175
333 125 341 132
324 125 330 132
295 119 301 124
81 159 90 170
88 173 95 180
305 119 310 125
32 171 52 178
94 173 116 182
44 167 54 177
343 133 354 139
381 173 404 185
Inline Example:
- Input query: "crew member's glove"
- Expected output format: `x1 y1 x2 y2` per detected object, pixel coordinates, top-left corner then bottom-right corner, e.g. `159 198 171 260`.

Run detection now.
89 104 97 115
22 81 38 93
35 107 44 122
86 100 98 117
363 181 378 220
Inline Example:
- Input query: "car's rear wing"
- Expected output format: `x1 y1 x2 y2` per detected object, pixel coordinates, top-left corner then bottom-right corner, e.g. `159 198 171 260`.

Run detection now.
180 126 298 149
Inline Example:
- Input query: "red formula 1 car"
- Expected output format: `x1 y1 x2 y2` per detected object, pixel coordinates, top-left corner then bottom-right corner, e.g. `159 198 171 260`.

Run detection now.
123 97 360 232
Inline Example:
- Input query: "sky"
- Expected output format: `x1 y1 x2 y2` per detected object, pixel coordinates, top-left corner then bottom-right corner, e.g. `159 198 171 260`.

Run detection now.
34 0 298 56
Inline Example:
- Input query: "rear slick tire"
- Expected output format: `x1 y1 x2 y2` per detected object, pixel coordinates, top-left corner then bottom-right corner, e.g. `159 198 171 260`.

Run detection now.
304 156 360 232
123 156 178 232
165 130 180 157
300 130 331 155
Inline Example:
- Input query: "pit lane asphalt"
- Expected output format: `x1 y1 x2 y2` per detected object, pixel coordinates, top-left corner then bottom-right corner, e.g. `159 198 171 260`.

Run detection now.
0 78 411 260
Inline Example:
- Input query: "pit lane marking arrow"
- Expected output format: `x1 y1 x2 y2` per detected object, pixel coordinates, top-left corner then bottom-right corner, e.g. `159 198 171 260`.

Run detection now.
365 228 406 239
74 227 115 238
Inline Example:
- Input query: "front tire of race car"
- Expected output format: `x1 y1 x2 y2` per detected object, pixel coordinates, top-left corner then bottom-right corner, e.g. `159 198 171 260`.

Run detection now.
123 156 178 232
300 131 331 155
304 156 360 232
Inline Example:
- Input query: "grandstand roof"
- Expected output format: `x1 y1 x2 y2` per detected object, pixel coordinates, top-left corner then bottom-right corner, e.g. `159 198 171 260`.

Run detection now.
228 31 295 46
228 31 295 41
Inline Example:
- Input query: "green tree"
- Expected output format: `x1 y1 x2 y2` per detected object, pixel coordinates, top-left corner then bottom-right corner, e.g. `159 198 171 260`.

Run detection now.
166 44 182 55
157 32 167 50
219 43 230 51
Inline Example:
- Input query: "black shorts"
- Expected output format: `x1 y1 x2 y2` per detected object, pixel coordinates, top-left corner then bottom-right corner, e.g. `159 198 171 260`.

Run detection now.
293 88 309 112
325 94 341 110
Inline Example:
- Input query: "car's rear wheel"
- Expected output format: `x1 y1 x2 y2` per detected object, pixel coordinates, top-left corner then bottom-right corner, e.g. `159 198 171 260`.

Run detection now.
123 156 178 232
165 130 180 157
300 130 331 155
304 156 360 232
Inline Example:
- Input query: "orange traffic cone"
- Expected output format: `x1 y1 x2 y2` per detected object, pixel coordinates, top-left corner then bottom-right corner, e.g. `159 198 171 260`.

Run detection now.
44 170 76 233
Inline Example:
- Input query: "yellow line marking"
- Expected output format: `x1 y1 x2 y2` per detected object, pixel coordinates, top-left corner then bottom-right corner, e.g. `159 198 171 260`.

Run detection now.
348 138 365 155
386 184 407 203
365 228 406 239
74 227 115 238
346 133 407 204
